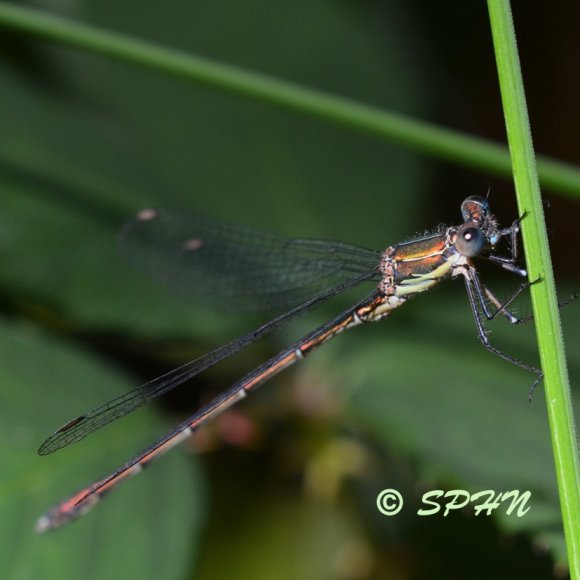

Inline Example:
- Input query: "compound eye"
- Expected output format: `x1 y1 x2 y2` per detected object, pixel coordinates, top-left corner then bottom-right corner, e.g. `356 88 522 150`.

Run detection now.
456 227 485 257
461 196 489 222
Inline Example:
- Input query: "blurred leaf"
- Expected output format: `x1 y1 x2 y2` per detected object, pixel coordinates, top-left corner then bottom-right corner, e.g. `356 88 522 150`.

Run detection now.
198 495 372 580
0 318 204 579
0 0 433 340
323 285 580 565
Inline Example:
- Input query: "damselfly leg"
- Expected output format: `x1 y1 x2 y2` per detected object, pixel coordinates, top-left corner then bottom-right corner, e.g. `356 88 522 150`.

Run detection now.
486 213 528 275
462 268 543 400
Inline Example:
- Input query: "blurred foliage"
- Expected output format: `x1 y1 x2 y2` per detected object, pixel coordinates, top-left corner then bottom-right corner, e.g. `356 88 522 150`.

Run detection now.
0 1 578 579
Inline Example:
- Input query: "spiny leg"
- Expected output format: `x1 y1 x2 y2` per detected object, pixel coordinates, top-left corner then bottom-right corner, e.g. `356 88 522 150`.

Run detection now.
474 270 577 326
487 214 528 275
469 266 539 324
462 271 543 401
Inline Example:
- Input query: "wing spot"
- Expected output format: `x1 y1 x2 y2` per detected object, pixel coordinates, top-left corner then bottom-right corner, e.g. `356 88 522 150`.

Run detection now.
56 415 86 433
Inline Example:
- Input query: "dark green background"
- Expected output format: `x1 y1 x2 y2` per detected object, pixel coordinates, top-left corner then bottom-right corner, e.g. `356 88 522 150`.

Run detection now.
1 1 579 579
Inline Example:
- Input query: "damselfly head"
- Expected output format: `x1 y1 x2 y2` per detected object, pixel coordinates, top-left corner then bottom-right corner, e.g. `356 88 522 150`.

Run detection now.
458 195 502 254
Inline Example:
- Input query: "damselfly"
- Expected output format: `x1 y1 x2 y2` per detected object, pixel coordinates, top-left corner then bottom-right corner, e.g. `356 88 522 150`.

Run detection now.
37 195 541 532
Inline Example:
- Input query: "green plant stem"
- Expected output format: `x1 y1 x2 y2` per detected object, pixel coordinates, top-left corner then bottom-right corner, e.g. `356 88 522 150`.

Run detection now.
0 3 579 198
488 0 580 574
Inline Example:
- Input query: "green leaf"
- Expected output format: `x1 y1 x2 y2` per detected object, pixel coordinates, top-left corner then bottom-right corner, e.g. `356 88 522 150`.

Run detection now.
319 285 580 565
0 319 204 579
